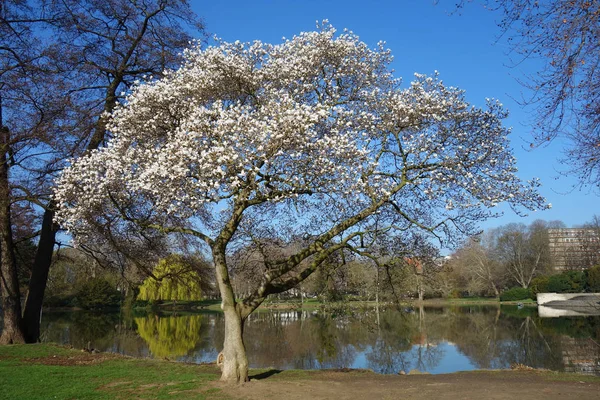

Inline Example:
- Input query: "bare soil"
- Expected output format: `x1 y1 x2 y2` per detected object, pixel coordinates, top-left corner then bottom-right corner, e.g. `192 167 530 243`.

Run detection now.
29 351 123 366
220 369 600 400
5 345 599 399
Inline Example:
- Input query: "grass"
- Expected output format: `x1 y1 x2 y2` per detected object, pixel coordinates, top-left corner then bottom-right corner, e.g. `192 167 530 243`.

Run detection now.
259 297 536 310
538 371 600 383
64 297 539 316
463 368 600 383
133 299 223 313
0 344 225 400
0 346 377 400
2 344 600 399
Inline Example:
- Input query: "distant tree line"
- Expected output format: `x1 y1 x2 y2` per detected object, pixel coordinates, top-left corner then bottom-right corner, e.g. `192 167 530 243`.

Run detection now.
444 216 600 300
43 215 600 309
44 249 214 309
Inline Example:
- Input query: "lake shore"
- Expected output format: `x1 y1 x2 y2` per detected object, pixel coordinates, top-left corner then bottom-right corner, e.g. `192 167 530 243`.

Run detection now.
123 297 536 313
1 343 599 399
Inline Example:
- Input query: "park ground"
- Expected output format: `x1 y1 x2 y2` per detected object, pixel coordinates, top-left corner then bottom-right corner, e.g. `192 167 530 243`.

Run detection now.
1 344 599 400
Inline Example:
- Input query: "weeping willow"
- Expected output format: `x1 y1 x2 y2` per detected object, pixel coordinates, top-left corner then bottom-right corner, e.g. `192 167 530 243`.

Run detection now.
138 256 204 301
135 314 202 358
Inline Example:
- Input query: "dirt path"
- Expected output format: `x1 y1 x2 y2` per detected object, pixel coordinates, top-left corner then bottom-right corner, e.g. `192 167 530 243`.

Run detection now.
220 370 600 400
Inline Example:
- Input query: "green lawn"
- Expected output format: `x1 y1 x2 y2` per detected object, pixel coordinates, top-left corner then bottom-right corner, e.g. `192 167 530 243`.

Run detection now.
0 344 225 400
258 297 533 309
2 343 599 399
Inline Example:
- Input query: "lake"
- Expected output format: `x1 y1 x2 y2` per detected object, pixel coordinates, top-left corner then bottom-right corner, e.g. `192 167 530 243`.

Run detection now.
38 305 600 375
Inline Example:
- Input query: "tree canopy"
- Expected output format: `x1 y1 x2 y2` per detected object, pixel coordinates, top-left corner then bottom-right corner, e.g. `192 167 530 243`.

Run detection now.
54 23 547 382
137 256 207 302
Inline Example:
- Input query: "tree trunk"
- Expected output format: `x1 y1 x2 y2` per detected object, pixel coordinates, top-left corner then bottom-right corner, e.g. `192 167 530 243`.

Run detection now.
0 293 25 344
219 306 248 383
21 83 118 343
213 246 249 383
0 127 25 344
22 206 57 343
0 243 25 344
491 283 499 298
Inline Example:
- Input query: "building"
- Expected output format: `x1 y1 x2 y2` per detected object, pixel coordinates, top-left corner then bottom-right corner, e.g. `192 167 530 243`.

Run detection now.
548 228 600 270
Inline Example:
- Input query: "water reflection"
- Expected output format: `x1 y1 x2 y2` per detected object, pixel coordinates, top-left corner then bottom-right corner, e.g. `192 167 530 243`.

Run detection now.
135 314 202 358
38 306 600 375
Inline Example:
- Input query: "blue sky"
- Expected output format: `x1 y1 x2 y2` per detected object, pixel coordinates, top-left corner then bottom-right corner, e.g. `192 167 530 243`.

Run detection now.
192 1 597 231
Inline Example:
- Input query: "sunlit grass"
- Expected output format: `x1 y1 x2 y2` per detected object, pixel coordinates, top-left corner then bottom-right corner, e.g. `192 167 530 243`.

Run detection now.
0 344 225 400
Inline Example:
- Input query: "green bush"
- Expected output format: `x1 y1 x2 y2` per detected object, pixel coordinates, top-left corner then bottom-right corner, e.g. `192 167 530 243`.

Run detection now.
546 271 587 293
546 274 570 293
529 276 550 299
587 265 600 292
500 287 531 302
76 278 121 309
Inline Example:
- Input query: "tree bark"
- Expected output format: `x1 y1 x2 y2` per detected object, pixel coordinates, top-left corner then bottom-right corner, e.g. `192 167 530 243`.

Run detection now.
0 126 25 344
491 282 499 298
213 246 249 383
22 206 58 343
219 305 249 383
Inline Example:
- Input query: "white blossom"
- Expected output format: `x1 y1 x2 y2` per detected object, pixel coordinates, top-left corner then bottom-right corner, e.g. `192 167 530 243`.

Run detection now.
54 23 547 245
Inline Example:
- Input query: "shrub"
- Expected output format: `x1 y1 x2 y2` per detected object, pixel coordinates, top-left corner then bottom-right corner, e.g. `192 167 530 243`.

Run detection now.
76 278 121 309
500 287 531 302
587 265 600 292
529 276 550 299
546 274 570 293
546 271 587 293
566 270 587 292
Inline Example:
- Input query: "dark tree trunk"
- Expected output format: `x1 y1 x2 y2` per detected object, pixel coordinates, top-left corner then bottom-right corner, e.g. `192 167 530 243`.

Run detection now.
22 206 58 343
0 126 25 344
87 81 119 151
20 82 118 342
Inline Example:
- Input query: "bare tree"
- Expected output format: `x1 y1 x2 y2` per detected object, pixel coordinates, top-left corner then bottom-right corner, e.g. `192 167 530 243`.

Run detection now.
455 0 600 189
451 232 505 297
495 221 552 288
0 0 205 343
0 0 61 344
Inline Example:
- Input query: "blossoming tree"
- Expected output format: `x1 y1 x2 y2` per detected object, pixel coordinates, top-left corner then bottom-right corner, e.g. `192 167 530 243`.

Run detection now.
54 24 547 382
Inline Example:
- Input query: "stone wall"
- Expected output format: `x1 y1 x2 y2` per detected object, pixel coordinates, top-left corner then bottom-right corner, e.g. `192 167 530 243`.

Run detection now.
537 293 600 305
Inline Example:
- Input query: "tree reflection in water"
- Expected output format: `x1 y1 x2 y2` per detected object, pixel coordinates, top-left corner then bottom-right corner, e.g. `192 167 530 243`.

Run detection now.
135 314 203 358
40 312 119 349
38 306 600 375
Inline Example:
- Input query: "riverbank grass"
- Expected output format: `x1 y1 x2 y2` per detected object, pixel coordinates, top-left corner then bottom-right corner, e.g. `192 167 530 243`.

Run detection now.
106 297 536 314
0 343 224 399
